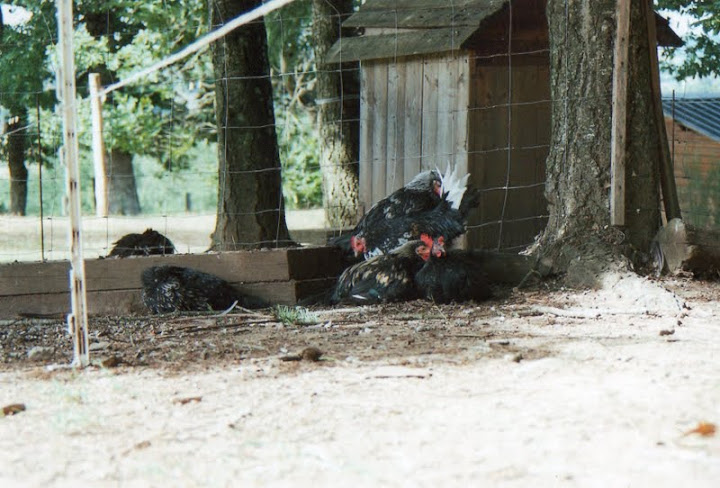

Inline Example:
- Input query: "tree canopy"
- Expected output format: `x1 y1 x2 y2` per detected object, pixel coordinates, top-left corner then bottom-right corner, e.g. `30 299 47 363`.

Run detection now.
0 0 214 168
656 0 720 79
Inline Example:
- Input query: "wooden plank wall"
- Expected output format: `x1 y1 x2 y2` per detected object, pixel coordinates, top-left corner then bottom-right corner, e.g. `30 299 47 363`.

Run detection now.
359 54 470 209
665 118 720 230
0 248 342 318
466 55 551 251
402 58 424 188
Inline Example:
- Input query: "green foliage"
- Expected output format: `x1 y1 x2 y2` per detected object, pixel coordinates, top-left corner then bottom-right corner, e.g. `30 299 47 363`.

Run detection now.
135 141 218 214
273 305 319 326
1 0 324 213
266 0 323 209
276 102 322 209
265 0 315 102
2 0 214 167
0 2 55 113
657 1 720 79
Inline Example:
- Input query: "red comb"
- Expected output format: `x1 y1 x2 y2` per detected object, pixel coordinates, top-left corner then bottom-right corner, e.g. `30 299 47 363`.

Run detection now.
420 234 433 246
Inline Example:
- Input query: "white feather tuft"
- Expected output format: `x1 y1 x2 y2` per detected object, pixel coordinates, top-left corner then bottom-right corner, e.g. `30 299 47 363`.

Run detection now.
439 162 469 210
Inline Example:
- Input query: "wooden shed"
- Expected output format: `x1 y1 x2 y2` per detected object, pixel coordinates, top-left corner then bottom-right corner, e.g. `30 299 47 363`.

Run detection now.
328 0 682 250
663 97 720 230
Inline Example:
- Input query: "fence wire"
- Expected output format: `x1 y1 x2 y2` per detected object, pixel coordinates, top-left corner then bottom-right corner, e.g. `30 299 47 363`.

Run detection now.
0 0 713 266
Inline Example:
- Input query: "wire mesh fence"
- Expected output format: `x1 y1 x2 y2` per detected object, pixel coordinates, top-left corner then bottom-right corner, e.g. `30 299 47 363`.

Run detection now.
0 0 711 265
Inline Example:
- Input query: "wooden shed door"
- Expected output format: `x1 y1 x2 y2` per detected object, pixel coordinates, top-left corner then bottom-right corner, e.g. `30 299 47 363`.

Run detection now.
358 55 470 212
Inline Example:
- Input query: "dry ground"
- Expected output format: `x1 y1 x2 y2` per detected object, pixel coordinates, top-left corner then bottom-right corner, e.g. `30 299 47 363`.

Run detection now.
1 273 719 487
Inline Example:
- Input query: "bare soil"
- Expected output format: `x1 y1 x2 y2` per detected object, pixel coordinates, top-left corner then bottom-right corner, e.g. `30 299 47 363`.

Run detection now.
1 274 719 486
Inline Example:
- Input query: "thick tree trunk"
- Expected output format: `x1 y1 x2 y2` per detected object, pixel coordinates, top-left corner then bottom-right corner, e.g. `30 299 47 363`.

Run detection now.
7 114 28 216
107 149 141 215
540 0 662 285
209 0 292 250
311 0 360 229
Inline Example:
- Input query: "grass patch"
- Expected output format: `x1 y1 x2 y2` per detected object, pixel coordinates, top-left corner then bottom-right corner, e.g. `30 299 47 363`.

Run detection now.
273 305 319 326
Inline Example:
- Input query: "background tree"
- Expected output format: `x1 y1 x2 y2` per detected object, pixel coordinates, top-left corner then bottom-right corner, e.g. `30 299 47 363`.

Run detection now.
539 0 663 285
0 0 214 215
311 0 360 229
0 1 54 215
75 0 214 215
209 0 292 250
5 113 28 215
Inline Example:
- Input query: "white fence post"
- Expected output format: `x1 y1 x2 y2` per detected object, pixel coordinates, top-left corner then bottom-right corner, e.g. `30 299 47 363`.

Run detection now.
57 0 90 367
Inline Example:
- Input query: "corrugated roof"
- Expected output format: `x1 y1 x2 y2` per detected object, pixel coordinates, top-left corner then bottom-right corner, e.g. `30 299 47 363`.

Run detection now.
662 98 720 143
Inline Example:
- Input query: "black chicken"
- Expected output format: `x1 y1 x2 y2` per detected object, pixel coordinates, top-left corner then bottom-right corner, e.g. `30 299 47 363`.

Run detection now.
328 167 444 257
349 165 479 259
108 229 175 257
414 235 492 304
141 265 267 314
330 238 433 305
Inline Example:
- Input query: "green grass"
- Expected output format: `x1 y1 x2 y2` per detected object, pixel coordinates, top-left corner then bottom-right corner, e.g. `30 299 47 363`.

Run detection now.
273 305 319 326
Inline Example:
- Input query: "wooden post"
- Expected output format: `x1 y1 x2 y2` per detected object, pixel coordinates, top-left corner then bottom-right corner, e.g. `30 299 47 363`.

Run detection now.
610 0 631 226
643 0 681 221
57 0 90 367
89 73 108 217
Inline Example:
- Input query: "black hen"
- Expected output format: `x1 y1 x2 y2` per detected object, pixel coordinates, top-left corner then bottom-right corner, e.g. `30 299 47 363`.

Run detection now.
352 165 479 258
414 236 492 304
330 239 432 305
141 265 266 314
109 229 175 257
328 168 443 257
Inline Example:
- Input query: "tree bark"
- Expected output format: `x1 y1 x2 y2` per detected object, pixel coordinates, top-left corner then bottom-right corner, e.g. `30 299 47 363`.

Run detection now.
540 0 662 286
311 0 360 229
107 149 141 215
209 0 292 250
7 114 28 216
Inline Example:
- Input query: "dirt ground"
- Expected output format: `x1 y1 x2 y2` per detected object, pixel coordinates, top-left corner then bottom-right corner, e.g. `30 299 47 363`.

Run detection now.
1 273 719 487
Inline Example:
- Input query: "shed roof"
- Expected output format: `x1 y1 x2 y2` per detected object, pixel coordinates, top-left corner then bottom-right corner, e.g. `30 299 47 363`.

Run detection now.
662 97 720 143
326 0 683 63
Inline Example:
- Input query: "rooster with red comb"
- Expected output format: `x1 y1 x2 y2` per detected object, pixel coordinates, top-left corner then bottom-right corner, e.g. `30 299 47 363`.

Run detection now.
330 164 479 260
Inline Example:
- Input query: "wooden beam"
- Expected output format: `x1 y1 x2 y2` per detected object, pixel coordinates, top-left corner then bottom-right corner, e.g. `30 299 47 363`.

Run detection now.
0 247 342 318
643 0 681 221
0 247 342 296
610 0 631 226
89 73 109 217
0 278 338 318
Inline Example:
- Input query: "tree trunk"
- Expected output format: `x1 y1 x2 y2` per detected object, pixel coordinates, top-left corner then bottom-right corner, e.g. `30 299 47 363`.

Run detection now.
540 0 662 286
7 114 28 216
107 149 141 215
209 0 292 250
311 0 360 229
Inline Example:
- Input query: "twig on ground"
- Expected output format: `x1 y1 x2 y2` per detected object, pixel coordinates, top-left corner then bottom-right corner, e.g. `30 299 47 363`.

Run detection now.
530 306 657 318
